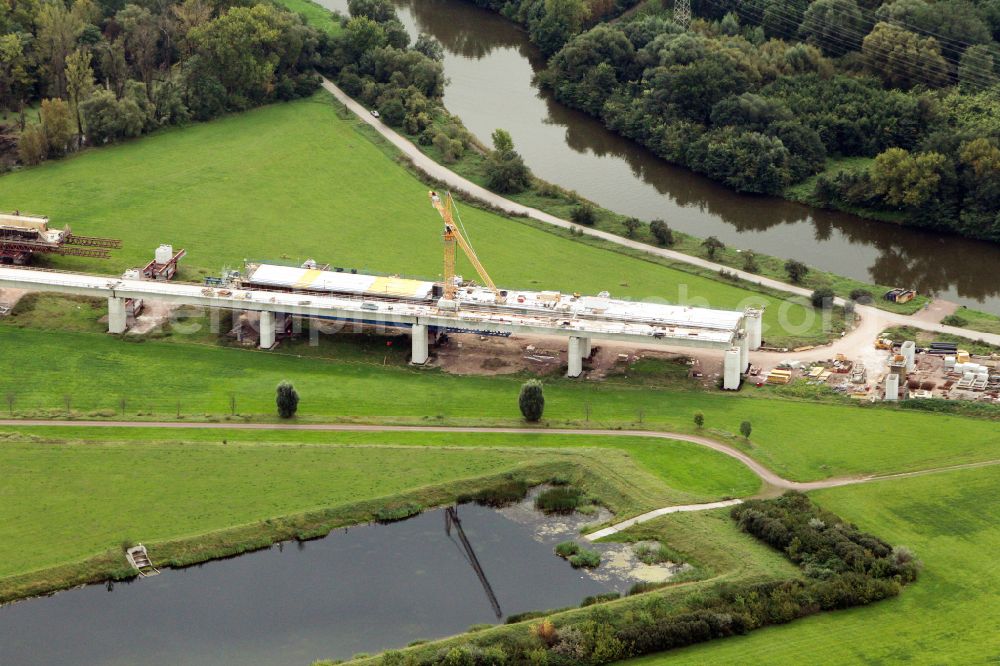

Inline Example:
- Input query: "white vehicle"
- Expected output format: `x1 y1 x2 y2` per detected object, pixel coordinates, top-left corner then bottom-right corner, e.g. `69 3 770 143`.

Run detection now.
370 109 380 119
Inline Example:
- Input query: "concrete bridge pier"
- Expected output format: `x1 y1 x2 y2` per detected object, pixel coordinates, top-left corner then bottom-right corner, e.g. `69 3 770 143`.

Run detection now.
411 324 429 364
745 309 763 350
723 347 742 390
567 336 584 377
739 331 749 372
259 311 275 349
107 297 127 334
581 337 592 358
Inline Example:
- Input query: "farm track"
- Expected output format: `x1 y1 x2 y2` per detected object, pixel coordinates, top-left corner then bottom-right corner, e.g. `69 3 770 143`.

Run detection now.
5 420 997 528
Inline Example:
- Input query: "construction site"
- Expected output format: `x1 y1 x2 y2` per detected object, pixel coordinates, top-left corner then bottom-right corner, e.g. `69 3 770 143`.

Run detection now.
0 196 762 388
753 337 1000 404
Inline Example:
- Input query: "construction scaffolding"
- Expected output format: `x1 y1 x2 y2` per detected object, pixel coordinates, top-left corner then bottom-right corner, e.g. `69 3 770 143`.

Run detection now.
0 212 121 264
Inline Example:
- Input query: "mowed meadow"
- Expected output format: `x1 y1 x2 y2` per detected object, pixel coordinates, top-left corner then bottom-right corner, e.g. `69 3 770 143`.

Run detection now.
2 326 999 482
0 93 823 343
630 463 1000 664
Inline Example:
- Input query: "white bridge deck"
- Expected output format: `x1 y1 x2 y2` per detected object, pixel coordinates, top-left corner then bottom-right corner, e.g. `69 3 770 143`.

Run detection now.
0 265 750 350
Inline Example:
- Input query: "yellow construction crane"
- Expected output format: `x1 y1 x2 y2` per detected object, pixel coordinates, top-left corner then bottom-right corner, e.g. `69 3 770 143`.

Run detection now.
428 190 506 305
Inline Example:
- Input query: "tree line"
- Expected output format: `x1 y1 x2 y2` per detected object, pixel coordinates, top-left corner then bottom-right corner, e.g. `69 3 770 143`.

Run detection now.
494 0 1000 242
1 0 328 168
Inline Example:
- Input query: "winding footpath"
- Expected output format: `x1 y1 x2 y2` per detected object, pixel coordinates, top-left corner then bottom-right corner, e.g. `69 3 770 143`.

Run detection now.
321 78 1000 354
7 419 998 535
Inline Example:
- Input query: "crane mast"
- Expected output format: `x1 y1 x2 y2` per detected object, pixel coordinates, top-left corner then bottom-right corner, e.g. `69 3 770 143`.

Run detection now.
428 191 505 306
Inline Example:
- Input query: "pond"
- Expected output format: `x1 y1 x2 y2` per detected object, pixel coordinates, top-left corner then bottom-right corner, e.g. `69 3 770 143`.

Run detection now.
317 0 1000 315
0 500 668 665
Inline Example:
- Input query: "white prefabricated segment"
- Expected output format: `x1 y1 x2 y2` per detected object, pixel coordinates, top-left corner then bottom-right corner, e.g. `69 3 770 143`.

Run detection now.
568 336 584 377
745 309 763 350
107 297 127 334
900 341 916 371
723 348 742 390
244 263 435 300
885 373 899 401
411 324 429 364
259 310 275 349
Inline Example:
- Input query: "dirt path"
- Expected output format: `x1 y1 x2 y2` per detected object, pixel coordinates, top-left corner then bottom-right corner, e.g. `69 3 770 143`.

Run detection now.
5 419 994 493
320 79 1000 354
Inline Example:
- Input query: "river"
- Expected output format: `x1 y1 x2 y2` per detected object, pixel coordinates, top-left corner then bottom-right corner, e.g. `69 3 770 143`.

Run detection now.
318 0 1000 315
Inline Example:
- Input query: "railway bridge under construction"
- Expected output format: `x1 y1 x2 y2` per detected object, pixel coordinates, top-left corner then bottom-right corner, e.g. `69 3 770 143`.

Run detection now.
0 264 762 389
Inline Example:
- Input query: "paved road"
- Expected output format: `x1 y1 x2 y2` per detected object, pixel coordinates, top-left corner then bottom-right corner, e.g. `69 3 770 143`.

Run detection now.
321 79 1000 353
586 500 744 540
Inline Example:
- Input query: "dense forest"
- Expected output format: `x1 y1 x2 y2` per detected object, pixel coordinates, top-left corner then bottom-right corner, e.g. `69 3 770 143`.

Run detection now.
0 0 327 167
0 0 452 171
470 0 1000 242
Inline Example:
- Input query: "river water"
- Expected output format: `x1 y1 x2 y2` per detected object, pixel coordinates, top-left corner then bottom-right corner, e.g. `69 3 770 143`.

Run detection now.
0 503 622 665
319 0 1000 314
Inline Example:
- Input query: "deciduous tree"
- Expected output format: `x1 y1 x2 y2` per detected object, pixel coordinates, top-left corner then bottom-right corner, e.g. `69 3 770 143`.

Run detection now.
276 380 299 418
519 380 545 422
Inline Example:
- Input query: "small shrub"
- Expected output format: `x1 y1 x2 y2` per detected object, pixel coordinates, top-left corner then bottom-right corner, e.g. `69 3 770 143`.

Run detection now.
649 219 673 245
536 486 583 513
740 420 752 438
628 580 671 595
942 314 968 327
810 288 835 308
742 250 758 272
623 217 641 237
702 236 725 259
571 204 597 225
849 288 874 303
531 618 559 646
506 610 549 624
555 541 580 558
568 548 601 568
374 503 423 523
457 478 529 507
694 412 705 428
634 543 674 565
581 591 621 606
785 259 809 284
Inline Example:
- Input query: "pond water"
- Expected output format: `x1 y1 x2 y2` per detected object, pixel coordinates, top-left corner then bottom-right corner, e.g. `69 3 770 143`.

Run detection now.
0 501 655 665
317 0 1000 314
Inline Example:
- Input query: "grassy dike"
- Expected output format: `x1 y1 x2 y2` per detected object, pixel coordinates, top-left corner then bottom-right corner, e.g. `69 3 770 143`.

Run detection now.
2 429 719 604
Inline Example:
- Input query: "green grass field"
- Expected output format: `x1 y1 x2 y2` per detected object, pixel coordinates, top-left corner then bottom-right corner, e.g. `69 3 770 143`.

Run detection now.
276 0 343 34
944 307 1000 336
2 326 998 482
0 93 828 345
629 463 1000 664
0 440 534 578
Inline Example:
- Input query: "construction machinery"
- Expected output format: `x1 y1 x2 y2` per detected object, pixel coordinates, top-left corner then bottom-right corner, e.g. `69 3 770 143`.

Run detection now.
0 212 121 264
875 337 895 350
429 191 506 307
